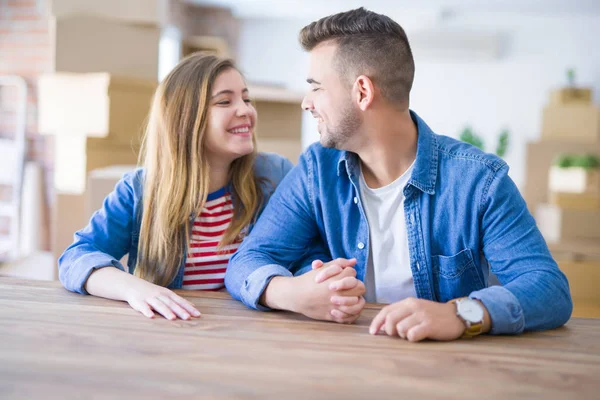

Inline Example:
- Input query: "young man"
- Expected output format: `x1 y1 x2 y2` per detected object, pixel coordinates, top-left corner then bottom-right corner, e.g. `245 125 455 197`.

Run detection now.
225 8 572 341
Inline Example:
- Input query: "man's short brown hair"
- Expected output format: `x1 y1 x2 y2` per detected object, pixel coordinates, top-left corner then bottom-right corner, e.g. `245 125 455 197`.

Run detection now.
299 7 415 107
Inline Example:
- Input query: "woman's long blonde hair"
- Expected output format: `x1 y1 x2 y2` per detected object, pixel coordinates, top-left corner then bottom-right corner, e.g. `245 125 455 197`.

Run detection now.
135 54 263 286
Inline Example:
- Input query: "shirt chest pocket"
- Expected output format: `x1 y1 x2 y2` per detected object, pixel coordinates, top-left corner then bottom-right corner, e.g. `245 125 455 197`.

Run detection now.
431 248 485 303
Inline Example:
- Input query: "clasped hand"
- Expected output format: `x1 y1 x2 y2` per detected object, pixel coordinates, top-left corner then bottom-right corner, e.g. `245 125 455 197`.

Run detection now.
311 259 465 342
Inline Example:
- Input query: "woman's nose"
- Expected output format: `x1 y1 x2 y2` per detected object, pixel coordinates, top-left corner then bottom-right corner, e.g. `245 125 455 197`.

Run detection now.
235 101 250 117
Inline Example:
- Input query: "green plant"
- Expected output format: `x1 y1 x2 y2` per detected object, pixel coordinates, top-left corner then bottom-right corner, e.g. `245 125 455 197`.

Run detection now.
459 126 484 151
458 126 511 158
572 155 600 169
555 154 573 168
495 129 510 158
567 68 576 87
554 154 600 170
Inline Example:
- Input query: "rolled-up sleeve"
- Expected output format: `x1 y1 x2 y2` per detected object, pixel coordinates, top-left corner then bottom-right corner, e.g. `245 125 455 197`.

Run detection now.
226 151 323 310
58 171 139 294
475 165 572 334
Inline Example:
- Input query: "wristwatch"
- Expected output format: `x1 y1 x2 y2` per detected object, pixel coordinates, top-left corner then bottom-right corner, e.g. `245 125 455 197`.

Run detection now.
449 297 485 338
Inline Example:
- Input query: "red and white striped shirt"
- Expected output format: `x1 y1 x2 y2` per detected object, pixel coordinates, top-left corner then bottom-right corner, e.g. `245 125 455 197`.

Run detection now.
183 187 240 291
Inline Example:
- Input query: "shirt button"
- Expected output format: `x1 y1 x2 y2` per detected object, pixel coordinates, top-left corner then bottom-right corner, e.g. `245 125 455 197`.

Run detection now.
353 197 358 204
358 242 365 249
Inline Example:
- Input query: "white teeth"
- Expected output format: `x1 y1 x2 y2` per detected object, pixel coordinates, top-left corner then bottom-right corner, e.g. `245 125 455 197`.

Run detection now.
230 127 250 134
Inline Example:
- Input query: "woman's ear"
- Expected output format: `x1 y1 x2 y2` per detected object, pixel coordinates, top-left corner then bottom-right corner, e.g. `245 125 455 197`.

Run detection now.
353 75 375 111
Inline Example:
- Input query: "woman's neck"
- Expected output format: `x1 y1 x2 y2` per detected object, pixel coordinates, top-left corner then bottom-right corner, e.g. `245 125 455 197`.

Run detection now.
208 160 232 193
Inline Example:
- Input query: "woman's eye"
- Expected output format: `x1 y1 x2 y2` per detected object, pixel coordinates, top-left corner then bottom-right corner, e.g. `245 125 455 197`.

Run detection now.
312 87 320 92
244 99 252 103
217 101 230 105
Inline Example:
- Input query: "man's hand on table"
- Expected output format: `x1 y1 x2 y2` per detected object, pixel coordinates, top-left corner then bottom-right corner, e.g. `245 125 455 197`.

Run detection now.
313 262 493 342
368 298 466 341
261 258 365 323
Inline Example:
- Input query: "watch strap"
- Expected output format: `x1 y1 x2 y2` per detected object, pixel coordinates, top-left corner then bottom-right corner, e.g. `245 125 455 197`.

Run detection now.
449 297 484 338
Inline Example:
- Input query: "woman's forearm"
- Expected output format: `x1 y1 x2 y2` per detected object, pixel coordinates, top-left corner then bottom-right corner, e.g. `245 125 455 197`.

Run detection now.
84 266 136 301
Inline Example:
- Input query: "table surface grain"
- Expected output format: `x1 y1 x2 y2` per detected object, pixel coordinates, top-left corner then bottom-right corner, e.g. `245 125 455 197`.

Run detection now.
1 277 599 400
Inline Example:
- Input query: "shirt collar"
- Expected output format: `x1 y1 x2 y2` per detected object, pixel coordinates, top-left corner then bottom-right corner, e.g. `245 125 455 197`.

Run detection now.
336 110 438 195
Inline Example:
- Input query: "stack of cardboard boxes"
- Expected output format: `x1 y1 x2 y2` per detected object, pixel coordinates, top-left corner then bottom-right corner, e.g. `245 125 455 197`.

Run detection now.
525 86 600 318
548 159 600 211
35 2 164 276
39 74 156 266
525 87 600 256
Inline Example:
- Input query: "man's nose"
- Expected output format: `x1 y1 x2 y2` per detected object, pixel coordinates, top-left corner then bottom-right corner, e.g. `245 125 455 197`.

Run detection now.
301 95 313 111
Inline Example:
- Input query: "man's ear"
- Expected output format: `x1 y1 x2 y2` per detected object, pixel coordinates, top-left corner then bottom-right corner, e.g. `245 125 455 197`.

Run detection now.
353 75 375 111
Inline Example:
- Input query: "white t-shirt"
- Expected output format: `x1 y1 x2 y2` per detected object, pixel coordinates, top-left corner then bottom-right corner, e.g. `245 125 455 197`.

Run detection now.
359 162 417 304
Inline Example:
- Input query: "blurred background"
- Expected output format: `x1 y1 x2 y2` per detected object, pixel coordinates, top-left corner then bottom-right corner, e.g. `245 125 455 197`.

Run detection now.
0 0 599 316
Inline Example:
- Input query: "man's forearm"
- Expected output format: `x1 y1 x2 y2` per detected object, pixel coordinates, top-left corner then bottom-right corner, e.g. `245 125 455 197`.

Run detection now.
470 286 525 334
259 276 297 311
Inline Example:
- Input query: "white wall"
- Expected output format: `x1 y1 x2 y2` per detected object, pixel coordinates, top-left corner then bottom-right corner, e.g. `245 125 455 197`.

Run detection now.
236 12 600 188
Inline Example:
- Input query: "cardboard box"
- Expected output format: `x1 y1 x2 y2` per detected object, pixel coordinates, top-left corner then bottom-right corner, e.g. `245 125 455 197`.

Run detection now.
39 73 156 146
250 85 304 142
535 203 600 243
257 138 302 165
50 167 137 262
47 135 140 195
51 193 86 260
550 88 593 105
51 0 164 25
548 238 600 261
541 104 600 143
550 191 600 211
254 101 303 140
548 166 600 194
523 141 600 213
87 165 137 217
54 15 161 81
39 73 155 194
556 260 600 318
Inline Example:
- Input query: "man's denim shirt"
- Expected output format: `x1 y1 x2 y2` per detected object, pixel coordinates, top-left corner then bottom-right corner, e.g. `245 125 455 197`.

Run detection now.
58 153 293 294
226 111 573 335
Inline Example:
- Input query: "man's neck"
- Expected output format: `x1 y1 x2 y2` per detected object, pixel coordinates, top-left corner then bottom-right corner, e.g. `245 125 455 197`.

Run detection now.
356 109 417 189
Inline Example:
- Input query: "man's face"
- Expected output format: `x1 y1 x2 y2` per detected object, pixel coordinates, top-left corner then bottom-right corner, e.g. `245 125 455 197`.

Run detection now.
301 42 362 150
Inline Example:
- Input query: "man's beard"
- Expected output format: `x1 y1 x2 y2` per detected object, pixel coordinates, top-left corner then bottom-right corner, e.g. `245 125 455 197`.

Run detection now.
320 103 361 149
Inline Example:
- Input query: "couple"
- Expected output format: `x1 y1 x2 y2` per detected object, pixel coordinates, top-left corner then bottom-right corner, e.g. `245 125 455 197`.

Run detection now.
59 8 572 342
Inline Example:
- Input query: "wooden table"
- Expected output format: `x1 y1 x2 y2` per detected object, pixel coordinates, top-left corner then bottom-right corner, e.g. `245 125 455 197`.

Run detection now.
1 278 599 400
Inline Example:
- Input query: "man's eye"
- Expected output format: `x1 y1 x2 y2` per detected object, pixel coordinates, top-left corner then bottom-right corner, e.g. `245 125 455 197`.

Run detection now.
312 88 320 92
244 99 252 103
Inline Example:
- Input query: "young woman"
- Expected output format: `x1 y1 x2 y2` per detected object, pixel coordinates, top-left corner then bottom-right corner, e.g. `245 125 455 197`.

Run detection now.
58 54 294 321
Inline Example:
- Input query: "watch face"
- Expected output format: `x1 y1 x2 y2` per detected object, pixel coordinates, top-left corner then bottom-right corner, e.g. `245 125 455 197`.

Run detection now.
457 299 484 323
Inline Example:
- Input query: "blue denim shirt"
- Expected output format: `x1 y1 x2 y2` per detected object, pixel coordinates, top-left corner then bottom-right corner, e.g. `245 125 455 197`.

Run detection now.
58 152 293 294
226 111 573 335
